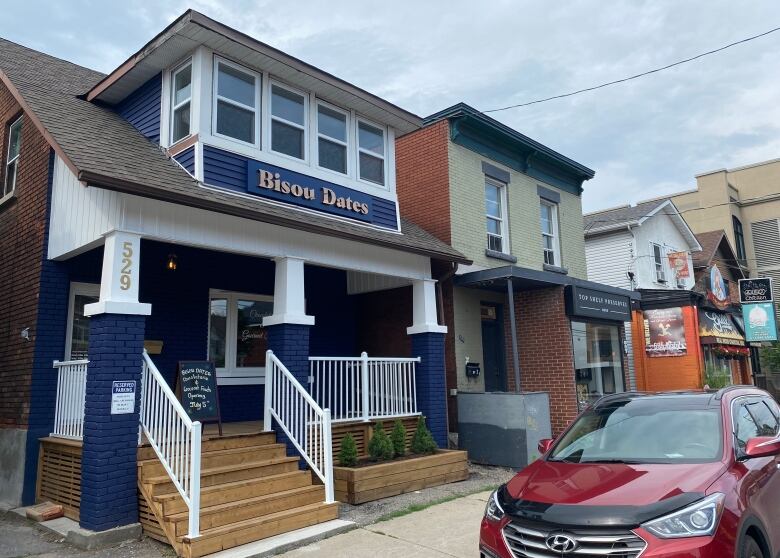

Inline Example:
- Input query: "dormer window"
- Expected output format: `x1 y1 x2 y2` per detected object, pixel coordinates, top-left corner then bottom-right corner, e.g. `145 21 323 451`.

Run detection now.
358 120 385 185
171 62 192 143
270 84 306 160
214 60 258 145
317 104 348 174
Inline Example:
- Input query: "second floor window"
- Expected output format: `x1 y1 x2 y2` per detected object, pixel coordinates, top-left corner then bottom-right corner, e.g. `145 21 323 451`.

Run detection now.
733 216 746 262
358 121 385 185
171 62 192 143
540 200 560 266
317 104 348 174
271 84 306 160
652 243 667 282
4 116 22 199
214 60 257 144
485 178 506 252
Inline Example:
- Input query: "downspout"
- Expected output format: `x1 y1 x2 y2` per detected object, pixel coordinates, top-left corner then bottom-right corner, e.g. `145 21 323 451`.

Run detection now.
435 262 458 326
507 277 521 392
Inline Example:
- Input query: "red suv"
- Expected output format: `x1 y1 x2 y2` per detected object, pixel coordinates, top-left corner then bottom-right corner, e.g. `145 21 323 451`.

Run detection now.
480 387 780 558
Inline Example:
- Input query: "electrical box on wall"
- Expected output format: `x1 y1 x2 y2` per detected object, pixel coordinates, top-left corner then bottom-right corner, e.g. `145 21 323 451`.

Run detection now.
466 363 480 378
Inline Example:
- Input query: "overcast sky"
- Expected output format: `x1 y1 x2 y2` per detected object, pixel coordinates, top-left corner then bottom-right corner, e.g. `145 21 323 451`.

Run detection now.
3 1 780 212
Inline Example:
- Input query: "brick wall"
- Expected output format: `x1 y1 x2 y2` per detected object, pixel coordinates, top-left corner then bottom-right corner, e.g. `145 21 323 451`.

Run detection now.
0 83 52 429
395 120 452 243
355 286 412 358
410 332 448 448
505 287 579 436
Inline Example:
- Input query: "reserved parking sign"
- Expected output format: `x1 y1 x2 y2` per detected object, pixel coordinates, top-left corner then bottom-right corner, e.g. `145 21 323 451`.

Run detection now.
111 381 136 414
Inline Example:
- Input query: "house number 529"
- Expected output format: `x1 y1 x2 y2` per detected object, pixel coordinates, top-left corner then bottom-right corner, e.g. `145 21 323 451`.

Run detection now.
119 241 133 290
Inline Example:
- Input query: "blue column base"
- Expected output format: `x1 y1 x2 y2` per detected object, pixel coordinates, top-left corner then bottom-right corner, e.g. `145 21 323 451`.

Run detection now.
80 313 145 532
266 323 311 468
410 332 448 448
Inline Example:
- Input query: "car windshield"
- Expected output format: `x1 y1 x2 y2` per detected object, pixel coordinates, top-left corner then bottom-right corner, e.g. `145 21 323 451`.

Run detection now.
549 397 723 464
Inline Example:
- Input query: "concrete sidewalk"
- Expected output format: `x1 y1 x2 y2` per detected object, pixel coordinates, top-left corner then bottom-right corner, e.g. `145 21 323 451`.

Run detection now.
279 490 491 557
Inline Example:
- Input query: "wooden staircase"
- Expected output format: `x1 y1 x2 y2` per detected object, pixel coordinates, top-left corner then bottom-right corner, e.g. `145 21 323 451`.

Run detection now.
137 431 339 558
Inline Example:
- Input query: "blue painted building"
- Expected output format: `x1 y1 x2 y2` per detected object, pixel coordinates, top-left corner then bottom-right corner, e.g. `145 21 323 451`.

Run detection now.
0 10 468 549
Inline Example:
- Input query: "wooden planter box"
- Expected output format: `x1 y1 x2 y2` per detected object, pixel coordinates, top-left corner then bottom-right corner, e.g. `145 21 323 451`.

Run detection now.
333 449 469 504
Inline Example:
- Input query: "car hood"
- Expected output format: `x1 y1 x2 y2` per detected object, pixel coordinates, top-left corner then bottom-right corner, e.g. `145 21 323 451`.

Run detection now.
500 459 727 527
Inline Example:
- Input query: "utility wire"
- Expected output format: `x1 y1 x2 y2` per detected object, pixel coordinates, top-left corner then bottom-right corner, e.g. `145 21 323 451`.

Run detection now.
484 25 780 113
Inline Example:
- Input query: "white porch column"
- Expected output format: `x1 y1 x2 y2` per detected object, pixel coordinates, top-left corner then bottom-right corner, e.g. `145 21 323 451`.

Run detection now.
263 257 315 327
84 230 151 317
406 279 447 334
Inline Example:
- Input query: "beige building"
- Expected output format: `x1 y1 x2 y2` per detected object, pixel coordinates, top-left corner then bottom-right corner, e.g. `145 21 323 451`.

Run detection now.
670 158 780 289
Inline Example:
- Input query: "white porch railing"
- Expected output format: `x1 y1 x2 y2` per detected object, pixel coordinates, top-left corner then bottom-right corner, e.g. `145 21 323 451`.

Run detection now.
264 350 334 503
308 353 420 423
52 359 88 439
140 350 202 539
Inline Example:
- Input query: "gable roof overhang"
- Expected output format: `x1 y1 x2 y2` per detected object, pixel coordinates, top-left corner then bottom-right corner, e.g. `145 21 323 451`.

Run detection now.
86 10 422 135
692 230 746 279
424 103 595 196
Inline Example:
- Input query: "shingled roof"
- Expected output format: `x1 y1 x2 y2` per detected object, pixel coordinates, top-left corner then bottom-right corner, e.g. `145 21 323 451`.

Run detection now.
0 37 469 264
583 198 669 234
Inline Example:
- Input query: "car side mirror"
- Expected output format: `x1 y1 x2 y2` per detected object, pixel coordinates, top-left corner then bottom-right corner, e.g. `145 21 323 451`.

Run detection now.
538 438 554 455
744 437 780 459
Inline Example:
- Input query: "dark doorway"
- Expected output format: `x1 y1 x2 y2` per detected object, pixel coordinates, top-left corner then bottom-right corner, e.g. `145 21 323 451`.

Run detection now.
481 303 507 392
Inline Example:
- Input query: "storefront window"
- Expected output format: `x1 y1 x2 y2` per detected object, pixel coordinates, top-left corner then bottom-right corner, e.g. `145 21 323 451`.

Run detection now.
571 321 625 410
208 291 274 384
66 283 100 360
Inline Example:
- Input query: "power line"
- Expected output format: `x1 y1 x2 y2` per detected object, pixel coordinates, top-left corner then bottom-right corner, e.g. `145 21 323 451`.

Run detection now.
484 25 780 113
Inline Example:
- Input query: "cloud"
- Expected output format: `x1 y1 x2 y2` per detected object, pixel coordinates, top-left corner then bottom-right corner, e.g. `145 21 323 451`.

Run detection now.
2 0 780 213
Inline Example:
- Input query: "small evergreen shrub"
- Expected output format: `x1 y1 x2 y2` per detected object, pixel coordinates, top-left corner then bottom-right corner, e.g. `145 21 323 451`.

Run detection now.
391 419 407 457
410 416 437 455
339 433 358 467
367 421 394 461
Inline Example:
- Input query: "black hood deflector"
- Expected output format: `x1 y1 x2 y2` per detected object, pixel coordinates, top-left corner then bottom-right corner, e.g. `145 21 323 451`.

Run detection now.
498 485 705 528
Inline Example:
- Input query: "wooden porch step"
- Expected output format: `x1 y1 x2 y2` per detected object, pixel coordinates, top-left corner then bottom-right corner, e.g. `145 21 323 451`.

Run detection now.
167 485 325 537
154 470 314 515
137 432 276 460
181 502 339 558
145 457 300 496
139 444 287 476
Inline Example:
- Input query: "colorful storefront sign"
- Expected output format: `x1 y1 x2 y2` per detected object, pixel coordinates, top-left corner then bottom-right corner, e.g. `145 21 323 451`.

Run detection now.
667 252 690 279
743 302 778 342
698 310 745 346
706 265 730 310
644 307 687 357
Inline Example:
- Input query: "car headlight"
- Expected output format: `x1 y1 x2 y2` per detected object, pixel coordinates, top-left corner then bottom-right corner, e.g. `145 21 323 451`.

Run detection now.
642 493 725 538
484 489 505 522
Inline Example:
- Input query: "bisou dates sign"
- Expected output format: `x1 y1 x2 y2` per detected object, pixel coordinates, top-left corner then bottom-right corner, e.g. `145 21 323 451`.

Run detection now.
177 361 220 425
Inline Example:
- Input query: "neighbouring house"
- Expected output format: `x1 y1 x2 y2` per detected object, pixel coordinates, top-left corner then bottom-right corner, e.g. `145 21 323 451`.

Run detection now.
583 198 701 389
396 103 637 445
0 11 471 555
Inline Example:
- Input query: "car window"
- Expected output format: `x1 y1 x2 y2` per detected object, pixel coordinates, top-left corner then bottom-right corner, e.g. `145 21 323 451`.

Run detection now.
750 399 780 437
734 401 761 451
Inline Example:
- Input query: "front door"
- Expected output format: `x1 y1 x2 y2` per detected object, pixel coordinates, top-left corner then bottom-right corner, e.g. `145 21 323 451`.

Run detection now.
481 304 506 392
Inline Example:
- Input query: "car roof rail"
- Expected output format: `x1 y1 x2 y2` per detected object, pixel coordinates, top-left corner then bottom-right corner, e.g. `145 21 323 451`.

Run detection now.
592 391 649 408
712 385 757 401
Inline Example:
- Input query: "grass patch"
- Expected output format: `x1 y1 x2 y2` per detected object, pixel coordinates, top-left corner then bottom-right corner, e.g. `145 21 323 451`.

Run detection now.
374 484 499 523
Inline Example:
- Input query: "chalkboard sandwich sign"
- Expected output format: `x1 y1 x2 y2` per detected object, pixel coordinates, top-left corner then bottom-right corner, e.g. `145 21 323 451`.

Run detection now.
177 361 222 436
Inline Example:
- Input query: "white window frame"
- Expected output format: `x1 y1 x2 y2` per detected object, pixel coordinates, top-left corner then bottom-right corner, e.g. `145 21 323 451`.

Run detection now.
356 116 388 188
652 243 667 283
541 200 561 266
208 289 274 385
65 282 100 360
211 56 261 148
485 177 509 254
315 100 350 176
170 60 193 145
3 116 22 203
268 80 309 162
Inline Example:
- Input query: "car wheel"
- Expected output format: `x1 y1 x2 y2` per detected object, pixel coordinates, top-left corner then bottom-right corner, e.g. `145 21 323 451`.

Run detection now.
741 536 764 558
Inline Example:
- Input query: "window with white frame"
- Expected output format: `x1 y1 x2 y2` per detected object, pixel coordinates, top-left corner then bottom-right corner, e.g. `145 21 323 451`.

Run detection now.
270 83 307 159
485 178 507 253
357 120 385 185
214 59 258 145
208 290 274 384
652 243 667 283
540 200 561 266
4 116 22 200
65 282 100 360
317 103 348 174
171 62 192 143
